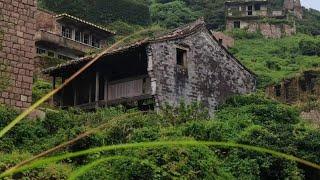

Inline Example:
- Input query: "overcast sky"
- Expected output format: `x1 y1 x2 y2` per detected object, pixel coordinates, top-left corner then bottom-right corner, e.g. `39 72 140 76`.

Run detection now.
301 0 320 11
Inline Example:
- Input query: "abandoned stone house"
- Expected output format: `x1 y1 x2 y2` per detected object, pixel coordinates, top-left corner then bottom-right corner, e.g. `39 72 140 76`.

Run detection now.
43 19 256 112
266 70 320 104
225 0 302 38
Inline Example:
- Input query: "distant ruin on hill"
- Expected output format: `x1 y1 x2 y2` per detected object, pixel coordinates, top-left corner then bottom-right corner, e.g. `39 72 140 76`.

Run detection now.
225 0 303 38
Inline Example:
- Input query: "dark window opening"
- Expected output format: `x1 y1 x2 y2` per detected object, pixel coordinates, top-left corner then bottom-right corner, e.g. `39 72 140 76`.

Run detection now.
176 48 187 67
58 54 72 60
36 48 46 55
234 21 240 28
247 5 253 15
47 51 55 57
275 85 281 97
254 4 261 11
75 30 81 42
92 36 100 48
83 34 89 44
62 26 71 38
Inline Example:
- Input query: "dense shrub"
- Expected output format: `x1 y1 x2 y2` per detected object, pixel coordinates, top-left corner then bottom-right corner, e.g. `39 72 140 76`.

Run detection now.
150 1 199 28
1 94 320 179
39 0 151 25
299 39 320 56
227 29 263 39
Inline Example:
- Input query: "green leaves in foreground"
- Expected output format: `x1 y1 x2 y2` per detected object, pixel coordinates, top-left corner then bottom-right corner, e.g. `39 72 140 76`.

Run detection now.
1 141 320 179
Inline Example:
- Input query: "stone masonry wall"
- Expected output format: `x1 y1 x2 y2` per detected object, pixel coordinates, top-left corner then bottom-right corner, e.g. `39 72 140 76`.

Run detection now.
148 27 256 113
35 9 58 33
0 0 36 109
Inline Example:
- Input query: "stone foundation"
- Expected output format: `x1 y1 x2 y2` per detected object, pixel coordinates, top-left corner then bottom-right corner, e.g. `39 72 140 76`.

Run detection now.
0 0 37 109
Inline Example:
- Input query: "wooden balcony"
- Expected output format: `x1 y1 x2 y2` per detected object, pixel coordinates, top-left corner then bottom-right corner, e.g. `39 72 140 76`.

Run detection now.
57 76 154 110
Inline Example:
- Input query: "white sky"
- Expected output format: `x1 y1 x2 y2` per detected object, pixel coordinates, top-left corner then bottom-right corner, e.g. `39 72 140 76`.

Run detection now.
301 0 320 11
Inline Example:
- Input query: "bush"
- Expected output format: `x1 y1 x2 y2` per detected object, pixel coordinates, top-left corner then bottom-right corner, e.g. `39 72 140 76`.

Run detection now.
150 1 199 28
299 39 320 56
227 29 263 39
32 79 52 103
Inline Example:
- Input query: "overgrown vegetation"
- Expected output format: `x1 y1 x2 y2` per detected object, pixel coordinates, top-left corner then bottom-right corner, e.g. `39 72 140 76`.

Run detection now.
0 94 320 179
229 34 320 88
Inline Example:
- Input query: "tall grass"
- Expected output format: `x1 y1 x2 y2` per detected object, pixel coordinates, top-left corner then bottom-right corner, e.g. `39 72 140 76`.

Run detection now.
1 140 320 178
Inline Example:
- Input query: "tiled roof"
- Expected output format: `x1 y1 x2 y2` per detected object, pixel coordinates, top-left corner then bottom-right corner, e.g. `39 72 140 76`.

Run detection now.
55 13 116 35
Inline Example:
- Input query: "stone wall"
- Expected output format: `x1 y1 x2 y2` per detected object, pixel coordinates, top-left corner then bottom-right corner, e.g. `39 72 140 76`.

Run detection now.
148 27 256 113
212 32 234 49
226 19 296 38
266 70 320 104
35 9 59 33
0 0 36 109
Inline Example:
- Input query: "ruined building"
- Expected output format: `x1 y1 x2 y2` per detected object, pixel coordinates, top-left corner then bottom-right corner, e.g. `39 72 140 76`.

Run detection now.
44 19 256 112
266 70 320 104
35 9 115 60
0 0 37 109
34 9 115 75
225 0 302 38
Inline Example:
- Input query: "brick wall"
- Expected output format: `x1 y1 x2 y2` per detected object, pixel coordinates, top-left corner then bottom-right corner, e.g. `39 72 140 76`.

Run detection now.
0 0 36 109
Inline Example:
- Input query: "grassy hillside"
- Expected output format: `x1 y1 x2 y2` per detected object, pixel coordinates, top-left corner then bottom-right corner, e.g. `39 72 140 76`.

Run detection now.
229 33 320 88
1 94 320 179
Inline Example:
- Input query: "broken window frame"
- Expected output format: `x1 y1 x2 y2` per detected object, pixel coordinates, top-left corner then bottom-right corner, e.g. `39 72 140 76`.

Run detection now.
234 21 241 28
247 5 253 16
47 51 55 57
92 36 101 48
254 4 261 11
176 47 188 69
75 30 82 42
62 26 72 39
36 47 46 55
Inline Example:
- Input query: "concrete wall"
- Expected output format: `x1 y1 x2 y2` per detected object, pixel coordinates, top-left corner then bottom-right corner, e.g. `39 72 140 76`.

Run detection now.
0 0 36 109
147 27 256 112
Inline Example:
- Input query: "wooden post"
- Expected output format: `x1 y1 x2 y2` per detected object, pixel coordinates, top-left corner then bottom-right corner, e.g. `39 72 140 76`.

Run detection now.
95 72 99 102
60 77 65 107
89 84 92 103
51 76 56 105
73 85 77 106
104 78 108 107
52 76 56 89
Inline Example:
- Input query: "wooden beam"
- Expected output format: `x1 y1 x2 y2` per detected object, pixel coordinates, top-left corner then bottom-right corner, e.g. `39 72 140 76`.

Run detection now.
73 86 77 106
95 72 99 102
51 76 56 105
89 84 92 103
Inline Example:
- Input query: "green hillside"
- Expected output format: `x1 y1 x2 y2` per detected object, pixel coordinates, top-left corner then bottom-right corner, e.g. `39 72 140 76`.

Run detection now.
229 32 320 88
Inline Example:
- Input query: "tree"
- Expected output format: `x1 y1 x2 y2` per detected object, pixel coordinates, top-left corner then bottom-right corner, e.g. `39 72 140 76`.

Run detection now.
150 1 199 28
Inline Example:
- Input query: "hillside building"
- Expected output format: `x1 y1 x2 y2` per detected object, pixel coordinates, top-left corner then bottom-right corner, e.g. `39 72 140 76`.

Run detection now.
44 19 256 113
35 9 115 60
225 0 302 38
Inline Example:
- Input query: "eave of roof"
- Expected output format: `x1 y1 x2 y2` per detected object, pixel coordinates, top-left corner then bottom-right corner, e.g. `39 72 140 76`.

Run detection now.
55 13 116 35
